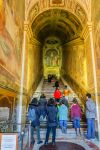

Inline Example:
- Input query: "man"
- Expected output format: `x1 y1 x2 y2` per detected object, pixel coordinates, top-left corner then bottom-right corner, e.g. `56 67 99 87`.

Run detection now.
28 98 43 144
86 93 96 140
44 98 58 145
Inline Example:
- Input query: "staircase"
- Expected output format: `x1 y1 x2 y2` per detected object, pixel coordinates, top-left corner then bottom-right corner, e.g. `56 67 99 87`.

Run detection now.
39 78 87 138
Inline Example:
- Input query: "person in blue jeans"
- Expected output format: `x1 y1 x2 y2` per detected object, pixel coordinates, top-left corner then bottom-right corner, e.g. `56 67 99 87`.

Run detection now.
58 100 68 133
28 98 43 144
86 93 96 140
44 98 58 145
70 98 82 136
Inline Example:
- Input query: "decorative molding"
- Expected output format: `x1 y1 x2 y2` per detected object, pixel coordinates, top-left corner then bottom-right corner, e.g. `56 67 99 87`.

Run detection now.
81 21 92 40
26 0 88 26
24 21 41 45
30 37 41 45
24 21 33 38
49 0 65 7
0 64 16 82
63 37 84 46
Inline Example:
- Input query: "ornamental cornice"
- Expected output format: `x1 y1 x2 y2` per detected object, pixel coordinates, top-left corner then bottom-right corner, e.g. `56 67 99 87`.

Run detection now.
63 37 84 46
24 21 33 39
81 21 92 40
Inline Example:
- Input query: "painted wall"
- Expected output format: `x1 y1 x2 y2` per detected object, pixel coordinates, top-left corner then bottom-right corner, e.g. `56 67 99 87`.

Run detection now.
26 39 43 96
92 0 100 94
92 0 100 137
0 0 25 123
85 36 94 93
62 39 87 100
0 0 25 91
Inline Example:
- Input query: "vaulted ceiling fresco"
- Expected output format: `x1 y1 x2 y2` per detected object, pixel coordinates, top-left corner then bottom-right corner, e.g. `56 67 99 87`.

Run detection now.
31 9 83 44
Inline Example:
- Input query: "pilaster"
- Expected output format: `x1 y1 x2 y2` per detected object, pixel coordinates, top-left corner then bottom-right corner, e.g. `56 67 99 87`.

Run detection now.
24 21 41 45
81 21 92 40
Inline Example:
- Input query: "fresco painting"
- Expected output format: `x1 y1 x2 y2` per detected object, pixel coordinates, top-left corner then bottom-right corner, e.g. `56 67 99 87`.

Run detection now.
0 0 24 80
93 0 100 70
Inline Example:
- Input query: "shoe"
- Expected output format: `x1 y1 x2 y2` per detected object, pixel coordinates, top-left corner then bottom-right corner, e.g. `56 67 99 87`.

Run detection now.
85 138 91 141
31 141 35 145
91 138 96 141
52 142 55 145
37 141 43 144
44 142 48 145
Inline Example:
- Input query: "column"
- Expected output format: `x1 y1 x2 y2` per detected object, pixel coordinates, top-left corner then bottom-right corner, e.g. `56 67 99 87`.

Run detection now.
16 22 28 132
82 22 100 140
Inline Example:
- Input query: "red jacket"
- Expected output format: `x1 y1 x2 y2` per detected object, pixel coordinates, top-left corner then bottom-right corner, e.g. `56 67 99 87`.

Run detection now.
54 89 62 99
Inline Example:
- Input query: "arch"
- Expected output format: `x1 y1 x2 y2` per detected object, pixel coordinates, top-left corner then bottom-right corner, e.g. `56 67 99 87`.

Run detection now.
26 0 88 26
30 9 83 43
0 95 13 110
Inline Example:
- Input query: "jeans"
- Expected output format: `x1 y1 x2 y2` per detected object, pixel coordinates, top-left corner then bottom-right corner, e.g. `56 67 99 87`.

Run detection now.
31 126 41 143
59 120 67 128
73 117 80 128
45 126 56 143
87 118 95 139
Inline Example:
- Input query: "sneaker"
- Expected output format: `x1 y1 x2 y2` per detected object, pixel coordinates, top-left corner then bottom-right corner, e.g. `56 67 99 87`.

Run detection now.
44 142 48 145
85 138 91 141
31 141 35 145
37 141 43 144
52 142 55 145
91 138 96 141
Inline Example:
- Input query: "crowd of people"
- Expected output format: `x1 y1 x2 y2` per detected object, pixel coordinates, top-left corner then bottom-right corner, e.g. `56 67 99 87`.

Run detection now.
28 80 96 145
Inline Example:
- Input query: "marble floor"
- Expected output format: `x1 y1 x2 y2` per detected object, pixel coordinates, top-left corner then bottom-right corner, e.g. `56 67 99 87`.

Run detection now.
31 128 100 150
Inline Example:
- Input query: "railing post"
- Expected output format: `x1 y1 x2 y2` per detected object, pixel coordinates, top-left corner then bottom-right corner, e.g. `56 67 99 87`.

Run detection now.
21 131 24 150
28 122 31 150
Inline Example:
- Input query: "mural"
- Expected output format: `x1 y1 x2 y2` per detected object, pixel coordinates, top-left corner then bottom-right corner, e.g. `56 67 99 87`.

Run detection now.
0 0 24 82
45 50 59 67
43 37 62 78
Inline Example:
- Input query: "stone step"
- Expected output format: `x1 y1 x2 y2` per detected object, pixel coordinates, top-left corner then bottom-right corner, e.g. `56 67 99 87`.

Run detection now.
40 121 87 128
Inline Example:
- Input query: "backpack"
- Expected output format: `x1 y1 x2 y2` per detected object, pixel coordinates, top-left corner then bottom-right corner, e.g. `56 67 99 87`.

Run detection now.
48 108 57 123
28 108 36 122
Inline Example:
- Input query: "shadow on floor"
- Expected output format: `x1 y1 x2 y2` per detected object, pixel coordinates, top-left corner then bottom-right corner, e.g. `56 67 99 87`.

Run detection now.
39 142 86 150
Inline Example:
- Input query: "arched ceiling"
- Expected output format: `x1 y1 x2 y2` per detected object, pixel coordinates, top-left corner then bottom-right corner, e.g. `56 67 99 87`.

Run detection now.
31 9 83 44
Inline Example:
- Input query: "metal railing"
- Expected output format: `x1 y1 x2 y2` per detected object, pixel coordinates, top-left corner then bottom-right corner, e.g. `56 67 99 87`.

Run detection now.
0 121 31 150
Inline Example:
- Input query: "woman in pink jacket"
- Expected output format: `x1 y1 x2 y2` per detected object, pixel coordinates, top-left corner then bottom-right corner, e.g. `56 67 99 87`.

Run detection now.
70 98 82 136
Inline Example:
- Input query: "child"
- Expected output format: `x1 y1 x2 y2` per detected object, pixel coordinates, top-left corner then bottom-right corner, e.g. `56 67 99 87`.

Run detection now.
63 85 70 100
58 100 68 133
70 98 82 136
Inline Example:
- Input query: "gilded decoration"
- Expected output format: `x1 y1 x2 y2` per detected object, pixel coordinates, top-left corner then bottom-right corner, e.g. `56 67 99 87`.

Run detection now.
49 0 65 7
28 2 39 24
27 0 88 27
31 9 82 43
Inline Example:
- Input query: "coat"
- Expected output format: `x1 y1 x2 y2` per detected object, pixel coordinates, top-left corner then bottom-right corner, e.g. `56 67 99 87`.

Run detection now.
58 104 68 120
86 98 96 119
70 104 82 119
46 104 58 127
54 89 62 99
28 104 41 127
